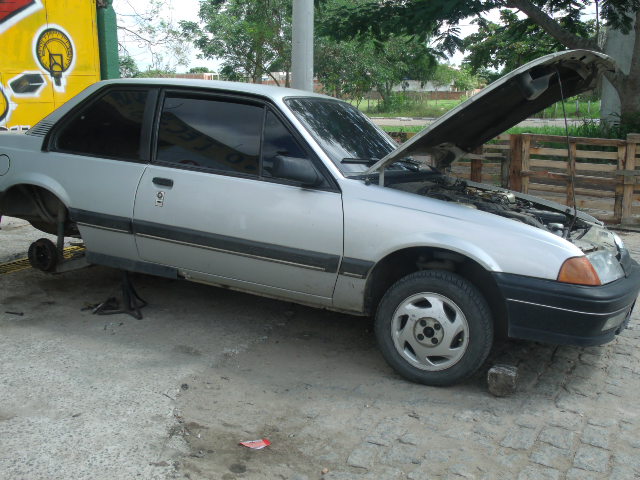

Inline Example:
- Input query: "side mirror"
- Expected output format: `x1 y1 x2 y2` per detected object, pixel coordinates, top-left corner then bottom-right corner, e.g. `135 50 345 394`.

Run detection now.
272 155 323 187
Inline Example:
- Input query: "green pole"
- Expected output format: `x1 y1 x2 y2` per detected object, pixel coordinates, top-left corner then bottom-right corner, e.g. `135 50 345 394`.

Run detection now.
97 0 120 79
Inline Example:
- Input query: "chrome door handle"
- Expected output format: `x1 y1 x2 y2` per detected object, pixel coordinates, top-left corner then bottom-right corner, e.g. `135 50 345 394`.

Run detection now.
152 177 173 187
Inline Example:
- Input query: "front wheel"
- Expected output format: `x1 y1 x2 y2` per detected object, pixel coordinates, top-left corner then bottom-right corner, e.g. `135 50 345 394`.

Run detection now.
375 270 493 386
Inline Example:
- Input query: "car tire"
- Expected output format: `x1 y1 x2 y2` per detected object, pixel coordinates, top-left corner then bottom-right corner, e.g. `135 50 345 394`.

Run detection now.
375 270 493 386
28 238 59 272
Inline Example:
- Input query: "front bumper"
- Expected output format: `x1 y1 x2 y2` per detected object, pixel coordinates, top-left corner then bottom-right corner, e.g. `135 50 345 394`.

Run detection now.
493 256 640 346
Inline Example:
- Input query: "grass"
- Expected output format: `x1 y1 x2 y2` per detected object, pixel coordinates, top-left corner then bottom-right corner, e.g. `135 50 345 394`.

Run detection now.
357 96 600 119
380 123 607 138
507 126 575 136
536 99 600 119
355 98 463 118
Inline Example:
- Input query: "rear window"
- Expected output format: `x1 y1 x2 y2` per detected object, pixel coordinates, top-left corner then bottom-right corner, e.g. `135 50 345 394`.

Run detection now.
55 89 148 161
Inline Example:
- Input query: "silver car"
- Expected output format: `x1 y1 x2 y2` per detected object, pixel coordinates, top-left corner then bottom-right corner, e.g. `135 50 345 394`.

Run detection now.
1 50 638 386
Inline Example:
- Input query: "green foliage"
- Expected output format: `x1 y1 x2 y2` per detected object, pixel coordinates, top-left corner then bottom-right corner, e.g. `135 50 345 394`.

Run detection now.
366 97 462 117
319 0 640 129
188 66 212 73
367 35 440 110
383 123 613 138
135 67 176 78
118 54 140 78
365 97 599 119
319 0 485 52
430 64 457 90
320 0 640 45
180 0 291 85
218 65 244 82
316 2 440 109
463 9 595 75
573 114 640 139
452 67 485 91
315 38 375 101
117 52 176 78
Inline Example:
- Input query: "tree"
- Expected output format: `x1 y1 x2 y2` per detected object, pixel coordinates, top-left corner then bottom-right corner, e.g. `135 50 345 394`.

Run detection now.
135 67 176 78
316 1 439 109
320 0 640 122
219 65 244 82
428 64 457 104
115 0 189 71
188 66 212 73
463 9 595 75
118 53 176 78
314 38 375 103
118 54 140 78
452 67 485 91
180 0 292 85
364 36 439 110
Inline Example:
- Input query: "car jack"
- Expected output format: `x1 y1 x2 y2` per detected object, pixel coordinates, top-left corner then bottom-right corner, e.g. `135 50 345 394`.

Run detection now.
92 271 148 320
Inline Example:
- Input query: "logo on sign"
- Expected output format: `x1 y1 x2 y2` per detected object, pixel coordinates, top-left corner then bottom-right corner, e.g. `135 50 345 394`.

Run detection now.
0 87 11 124
33 24 75 91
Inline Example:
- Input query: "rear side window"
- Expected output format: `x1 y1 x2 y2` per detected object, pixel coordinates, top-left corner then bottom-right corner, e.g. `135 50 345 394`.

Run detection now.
156 95 263 176
55 89 148 161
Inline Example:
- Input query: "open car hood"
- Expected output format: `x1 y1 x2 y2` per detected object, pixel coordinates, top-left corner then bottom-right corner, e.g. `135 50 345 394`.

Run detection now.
365 50 616 174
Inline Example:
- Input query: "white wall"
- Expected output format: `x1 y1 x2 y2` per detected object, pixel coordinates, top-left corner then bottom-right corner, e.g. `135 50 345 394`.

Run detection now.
391 80 454 92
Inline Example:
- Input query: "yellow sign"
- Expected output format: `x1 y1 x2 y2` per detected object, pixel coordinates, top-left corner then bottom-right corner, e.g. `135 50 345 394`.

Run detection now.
0 0 101 129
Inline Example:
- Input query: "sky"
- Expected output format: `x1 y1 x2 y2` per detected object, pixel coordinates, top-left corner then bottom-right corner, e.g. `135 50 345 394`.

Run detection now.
113 0 221 72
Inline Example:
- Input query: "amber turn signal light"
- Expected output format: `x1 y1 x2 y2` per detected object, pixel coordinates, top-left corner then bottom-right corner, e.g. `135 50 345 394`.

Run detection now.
557 256 601 286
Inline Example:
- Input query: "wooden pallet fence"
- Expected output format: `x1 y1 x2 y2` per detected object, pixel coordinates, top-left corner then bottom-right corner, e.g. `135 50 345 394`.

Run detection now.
510 133 639 224
388 130 640 224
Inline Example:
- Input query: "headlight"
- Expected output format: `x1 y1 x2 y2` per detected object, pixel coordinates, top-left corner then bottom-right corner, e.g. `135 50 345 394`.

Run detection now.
613 233 625 252
557 256 601 286
587 250 624 284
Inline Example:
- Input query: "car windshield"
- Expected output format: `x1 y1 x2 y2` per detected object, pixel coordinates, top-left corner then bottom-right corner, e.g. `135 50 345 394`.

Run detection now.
285 97 398 174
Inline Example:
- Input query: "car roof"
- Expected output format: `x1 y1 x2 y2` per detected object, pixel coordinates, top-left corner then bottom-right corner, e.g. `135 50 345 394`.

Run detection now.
99 78 334 102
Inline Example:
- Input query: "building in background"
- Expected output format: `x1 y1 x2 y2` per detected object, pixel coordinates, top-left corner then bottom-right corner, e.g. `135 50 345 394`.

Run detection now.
0 0 118 130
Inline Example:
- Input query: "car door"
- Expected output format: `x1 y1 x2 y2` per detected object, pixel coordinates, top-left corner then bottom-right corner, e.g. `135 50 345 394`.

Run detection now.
47 87 155 260
132 91 343 301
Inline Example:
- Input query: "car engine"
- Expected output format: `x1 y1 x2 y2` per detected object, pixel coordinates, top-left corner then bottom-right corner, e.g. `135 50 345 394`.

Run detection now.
391 176 583 238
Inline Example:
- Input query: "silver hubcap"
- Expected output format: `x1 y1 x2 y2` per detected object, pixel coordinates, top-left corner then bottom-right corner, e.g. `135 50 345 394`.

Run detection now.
391 292 469 371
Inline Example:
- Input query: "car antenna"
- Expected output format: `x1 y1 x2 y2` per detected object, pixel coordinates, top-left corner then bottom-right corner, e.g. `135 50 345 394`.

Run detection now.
556 65 579 239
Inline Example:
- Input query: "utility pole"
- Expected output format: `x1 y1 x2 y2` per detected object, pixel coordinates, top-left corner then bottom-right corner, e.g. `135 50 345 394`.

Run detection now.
292 0 314 91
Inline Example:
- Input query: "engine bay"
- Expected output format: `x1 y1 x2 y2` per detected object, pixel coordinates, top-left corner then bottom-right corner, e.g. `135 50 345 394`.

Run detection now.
389 175 591 240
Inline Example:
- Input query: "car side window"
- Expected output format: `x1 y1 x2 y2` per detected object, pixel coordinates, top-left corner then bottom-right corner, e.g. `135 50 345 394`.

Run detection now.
55 89 148 161
261 109 309 178
156 95 262 176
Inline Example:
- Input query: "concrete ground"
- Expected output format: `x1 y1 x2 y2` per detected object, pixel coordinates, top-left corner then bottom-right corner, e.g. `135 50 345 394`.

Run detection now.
1 217 639 480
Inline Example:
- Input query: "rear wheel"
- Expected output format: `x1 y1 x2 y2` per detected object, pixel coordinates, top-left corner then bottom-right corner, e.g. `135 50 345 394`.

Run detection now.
375 270 493 386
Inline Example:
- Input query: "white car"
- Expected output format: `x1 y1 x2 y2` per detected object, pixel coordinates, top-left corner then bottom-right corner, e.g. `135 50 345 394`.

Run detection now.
1 50 638 385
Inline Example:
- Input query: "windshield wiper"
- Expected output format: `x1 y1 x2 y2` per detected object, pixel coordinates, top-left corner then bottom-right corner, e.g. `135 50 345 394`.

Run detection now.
392 157 421 171
340 157 379 165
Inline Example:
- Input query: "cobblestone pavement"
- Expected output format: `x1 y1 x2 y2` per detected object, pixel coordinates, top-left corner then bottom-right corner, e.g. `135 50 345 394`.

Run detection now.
176 229 640 480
